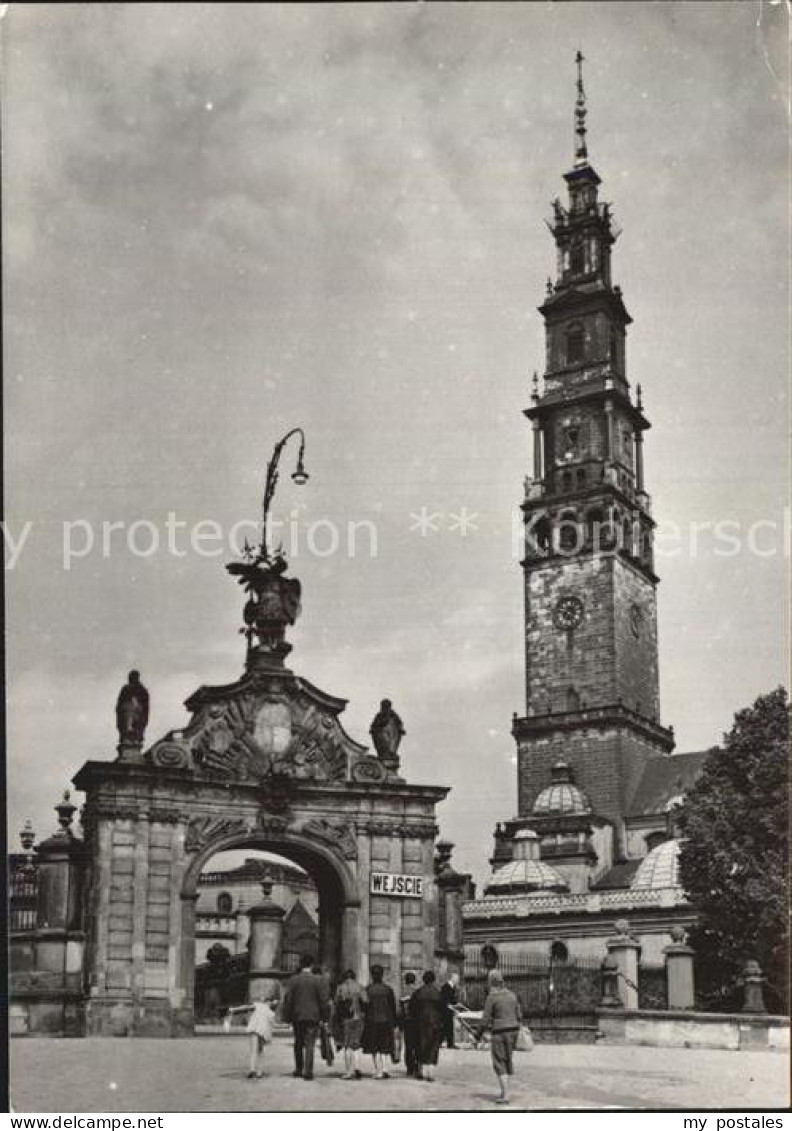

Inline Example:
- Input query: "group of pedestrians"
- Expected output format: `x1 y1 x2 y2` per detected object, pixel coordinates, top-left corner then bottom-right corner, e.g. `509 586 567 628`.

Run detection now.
225 957 526 1103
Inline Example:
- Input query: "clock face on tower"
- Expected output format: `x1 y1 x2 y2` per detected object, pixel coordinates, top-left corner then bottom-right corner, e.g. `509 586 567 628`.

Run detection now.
554 595 584 631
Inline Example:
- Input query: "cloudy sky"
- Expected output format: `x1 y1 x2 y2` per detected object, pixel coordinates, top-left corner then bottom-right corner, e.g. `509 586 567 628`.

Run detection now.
4 2 788 885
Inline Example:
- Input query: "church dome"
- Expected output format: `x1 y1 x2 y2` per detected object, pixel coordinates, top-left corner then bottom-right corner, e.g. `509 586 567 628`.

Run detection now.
532 762 592 816
631 838 681 890
484 829 569 896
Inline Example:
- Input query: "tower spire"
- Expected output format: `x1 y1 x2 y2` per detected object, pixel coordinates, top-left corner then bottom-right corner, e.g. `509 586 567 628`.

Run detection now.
574 50 588 168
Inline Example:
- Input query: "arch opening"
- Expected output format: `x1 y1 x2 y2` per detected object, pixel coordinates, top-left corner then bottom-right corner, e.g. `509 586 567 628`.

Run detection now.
182 830 356 1026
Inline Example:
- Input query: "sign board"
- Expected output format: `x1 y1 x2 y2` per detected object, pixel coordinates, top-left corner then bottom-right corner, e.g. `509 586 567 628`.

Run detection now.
370 872 424 899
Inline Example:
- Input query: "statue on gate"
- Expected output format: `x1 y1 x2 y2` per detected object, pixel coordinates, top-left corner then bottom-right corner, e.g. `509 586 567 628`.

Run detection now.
115 670 150 743
369 699 405 772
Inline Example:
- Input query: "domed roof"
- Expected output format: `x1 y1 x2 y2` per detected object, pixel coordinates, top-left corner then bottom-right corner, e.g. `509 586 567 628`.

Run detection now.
532 762 592 816
484 857 569 896
631 838 681 890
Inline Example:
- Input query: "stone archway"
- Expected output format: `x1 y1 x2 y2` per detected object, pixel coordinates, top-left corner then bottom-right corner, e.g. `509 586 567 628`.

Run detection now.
74 658 448 1037
70 535 450 1036
181 826 360 1009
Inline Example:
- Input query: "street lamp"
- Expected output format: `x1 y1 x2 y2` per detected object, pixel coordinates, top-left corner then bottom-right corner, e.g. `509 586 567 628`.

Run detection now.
259 427 309 563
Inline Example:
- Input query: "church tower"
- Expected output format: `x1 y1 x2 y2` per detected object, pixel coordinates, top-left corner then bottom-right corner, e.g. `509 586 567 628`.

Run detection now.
514 54 674 848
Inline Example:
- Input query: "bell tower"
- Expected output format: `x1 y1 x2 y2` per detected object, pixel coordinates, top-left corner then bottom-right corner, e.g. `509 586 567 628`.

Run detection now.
514 54 674 843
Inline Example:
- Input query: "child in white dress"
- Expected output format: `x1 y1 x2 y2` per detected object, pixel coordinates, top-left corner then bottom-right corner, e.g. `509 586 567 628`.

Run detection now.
224 998 277 1078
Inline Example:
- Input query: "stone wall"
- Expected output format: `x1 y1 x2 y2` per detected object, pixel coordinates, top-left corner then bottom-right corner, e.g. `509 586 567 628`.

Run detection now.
597 1008 790 1052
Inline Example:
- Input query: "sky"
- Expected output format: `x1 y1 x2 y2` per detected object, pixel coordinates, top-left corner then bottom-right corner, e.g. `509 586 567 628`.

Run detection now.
4 2 789 888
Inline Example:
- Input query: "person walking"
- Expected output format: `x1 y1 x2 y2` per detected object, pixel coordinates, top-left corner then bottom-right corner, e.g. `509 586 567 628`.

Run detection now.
410 970 444 1082
313 964 335 1070
362 965 398 1079
223 997 277 1079
439 971 460 1049
398 971 420 1078
280 954 330 1081
481 969 523 1105
335 968 367 1080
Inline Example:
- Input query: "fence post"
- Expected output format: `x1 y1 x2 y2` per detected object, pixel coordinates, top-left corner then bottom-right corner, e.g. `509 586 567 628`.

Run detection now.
741 960 767 1015
605 919 640 1010
663 926 695 1010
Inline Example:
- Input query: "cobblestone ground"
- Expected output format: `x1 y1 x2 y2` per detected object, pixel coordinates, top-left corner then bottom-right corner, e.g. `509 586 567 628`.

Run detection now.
9 1035 789 1113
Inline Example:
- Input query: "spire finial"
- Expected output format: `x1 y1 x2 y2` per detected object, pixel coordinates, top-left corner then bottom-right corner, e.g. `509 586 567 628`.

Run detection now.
574 50 588 168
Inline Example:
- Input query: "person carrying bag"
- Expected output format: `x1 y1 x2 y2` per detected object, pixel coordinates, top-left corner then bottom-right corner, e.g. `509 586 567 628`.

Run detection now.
481 969 524 1106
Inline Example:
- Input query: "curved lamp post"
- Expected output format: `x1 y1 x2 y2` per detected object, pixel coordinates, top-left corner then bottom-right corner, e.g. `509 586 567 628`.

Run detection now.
259 427 309 563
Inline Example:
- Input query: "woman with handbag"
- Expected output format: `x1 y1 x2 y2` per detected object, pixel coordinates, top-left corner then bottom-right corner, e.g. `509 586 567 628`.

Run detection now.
481 970 523 1105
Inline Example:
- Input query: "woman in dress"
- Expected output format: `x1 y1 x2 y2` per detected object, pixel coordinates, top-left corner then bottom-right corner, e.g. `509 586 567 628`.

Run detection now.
362 964 398 1079
481 969 523 1105
334 969 367 1080
410 970 444 1082
224 997 277 1079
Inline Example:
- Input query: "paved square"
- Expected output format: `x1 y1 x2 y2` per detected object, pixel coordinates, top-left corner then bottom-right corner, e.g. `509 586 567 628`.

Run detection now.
9 1035 789 1112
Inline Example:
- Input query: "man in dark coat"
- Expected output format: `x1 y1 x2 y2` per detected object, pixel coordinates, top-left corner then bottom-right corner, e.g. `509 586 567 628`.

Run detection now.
410 970 444 1082
398 971 420 1078
280 954 330 1080
440 971 460 1048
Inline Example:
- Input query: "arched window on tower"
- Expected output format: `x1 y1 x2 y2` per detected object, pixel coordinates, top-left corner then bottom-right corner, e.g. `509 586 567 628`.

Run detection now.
530 516 552 557
217 892 232 915
610 327 618 366
622 517 634 557
558 511 580 554
570 242 585 275
566 322 585 366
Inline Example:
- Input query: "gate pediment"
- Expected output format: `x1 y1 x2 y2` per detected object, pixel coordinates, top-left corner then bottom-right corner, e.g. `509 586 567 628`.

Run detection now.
146 671 368 784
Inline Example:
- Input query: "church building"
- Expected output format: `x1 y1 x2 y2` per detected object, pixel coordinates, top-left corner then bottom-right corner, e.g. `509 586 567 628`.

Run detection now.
463 56 708 966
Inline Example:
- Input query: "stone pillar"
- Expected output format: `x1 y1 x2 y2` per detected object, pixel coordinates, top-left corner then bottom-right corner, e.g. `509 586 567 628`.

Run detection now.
599 955 621 1008
247 881 286 1002
742 960 767 1014
605 919 640 1010
634 428 645 493
341 903 362 979
434 841 473 974
35 793 86 980
663 926 695 1010
117 739 145 765
605 398 614 461
532 420 543 482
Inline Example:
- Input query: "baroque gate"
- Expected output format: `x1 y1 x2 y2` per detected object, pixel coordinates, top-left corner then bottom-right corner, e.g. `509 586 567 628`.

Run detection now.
69 438 449 1036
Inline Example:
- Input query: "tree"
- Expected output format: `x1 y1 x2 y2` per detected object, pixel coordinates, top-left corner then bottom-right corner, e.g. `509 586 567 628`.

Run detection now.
677 687 789 1012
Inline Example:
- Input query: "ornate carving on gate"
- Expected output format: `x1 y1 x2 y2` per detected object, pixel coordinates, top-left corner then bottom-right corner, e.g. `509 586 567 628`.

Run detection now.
301 817 358 860
147 675 367 785
184 815 253 854
256 812 290 838
350 755 386 783
149 740 191 771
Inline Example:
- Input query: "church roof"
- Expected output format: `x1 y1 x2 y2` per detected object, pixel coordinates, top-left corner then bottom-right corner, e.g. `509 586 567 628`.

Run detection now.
631 838 681 890
484 857 569 897
589 859 642 891
283 897 317 930
532 762 592 816
627 750 711 817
